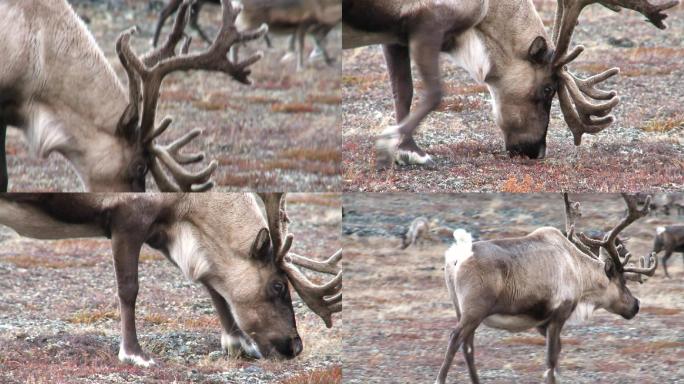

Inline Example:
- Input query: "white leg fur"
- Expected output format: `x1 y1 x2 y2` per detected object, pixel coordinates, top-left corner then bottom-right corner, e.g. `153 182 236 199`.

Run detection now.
221 332 262 359
118 343 155 367
395 149 433 165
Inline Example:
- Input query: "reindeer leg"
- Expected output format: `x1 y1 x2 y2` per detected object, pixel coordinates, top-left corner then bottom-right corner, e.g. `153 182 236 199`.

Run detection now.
0 122 7 192
203 284 261 358
544 320 567 384
662 250 672 278
377 29 442 169
296 24 307 71
264 34 273 49
435 318 480 384
110 211 153 367
463 332 480 384
190 1 212 45
152 0 183 47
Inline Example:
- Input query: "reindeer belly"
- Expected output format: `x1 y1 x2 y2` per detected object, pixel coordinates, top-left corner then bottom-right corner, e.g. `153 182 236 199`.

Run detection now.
0 200 105 239
483 314 544 332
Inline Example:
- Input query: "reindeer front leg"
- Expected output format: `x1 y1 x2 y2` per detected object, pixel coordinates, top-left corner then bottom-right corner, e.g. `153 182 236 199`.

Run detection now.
377 28 442 169
204 284 261 359
111 213 154 367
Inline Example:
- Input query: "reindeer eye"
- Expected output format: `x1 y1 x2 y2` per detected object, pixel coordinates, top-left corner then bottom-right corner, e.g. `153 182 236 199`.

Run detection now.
271 281 286 296
543 86 554 98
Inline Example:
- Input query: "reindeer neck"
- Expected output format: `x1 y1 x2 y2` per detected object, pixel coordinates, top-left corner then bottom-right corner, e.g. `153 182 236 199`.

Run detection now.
475 0 548 74
571 249 611 308
33 0 128 135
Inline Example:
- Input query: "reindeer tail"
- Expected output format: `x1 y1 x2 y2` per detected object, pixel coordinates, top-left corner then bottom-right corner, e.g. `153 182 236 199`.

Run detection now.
445 229 472 266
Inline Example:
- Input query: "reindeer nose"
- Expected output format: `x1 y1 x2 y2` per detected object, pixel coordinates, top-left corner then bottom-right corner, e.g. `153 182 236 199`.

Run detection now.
274 336 303 358
506 141 546 159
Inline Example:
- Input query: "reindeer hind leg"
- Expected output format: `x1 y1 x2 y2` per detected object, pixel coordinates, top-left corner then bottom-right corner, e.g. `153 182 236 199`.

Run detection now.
435 316 481 384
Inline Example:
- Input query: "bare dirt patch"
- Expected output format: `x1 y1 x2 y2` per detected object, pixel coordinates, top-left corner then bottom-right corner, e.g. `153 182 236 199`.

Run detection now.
342 193 684 383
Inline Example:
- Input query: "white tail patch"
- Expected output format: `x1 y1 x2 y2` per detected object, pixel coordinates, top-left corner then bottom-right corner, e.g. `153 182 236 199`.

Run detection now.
568 302 596 324
448 29 491 84
169 224 211 282
445 229 473 266
656 226 666 235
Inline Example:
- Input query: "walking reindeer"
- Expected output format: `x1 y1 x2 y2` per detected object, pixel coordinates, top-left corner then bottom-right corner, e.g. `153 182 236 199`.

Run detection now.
0 193 341 366
0 0 266 191
436 194 657 384
343 0 678 167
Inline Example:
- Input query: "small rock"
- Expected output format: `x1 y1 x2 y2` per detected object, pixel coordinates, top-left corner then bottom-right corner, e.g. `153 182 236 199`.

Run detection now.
208 350 223 361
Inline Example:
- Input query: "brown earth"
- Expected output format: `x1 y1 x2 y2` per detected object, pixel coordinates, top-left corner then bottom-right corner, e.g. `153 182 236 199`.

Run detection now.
5 1 341 192
0 193 342 384
342 193 684 383
342 1 684 192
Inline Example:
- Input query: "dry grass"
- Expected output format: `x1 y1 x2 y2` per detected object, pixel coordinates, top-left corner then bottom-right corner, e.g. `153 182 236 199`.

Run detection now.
640 306 682 316
0 255 98 269
620 341 684 354
139 251 165 263
271 102 317 114
641 114 684 133
280 148 342 163
67 309 119 325
436 97 485 113
501 174 542 192
281 366 342 384
307 93 342 105
288 193 341 207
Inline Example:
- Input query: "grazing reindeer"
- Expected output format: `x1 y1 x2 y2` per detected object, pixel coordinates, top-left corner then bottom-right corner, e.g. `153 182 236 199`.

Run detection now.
436 194 657 384
400 216 430 249
0 193 342 366
236 0 342 70
0 0 267 192
343 0 678 168
653 224 684 278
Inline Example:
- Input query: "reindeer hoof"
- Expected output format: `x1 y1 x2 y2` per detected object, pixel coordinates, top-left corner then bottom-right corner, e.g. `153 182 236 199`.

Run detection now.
395 150 435 167
118 348 155 367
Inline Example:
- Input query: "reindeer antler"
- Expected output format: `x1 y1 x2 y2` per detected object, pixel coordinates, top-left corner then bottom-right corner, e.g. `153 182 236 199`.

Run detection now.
115 0 268 191
551 0 678 145
258 193 342 328
562 193 599 256
576 194 657 278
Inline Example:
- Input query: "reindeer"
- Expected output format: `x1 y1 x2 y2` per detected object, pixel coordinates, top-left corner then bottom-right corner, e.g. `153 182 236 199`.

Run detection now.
343 0 678 168
0 0 267 192
400 216 430 249
0 193 341 366
235 0 341 70
436 194 657 384
653 224 684 278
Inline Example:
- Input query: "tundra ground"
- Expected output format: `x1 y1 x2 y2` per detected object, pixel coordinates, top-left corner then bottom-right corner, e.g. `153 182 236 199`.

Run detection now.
342 193 684 383
0 194 342 384
342 1 684 192
5 0 341 192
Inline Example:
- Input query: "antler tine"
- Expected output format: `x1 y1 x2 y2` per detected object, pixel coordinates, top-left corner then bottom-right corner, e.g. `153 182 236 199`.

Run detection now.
287 249 342 275
623 252 658 276
258 193 288 257
280 263 342 328
579 194 651 268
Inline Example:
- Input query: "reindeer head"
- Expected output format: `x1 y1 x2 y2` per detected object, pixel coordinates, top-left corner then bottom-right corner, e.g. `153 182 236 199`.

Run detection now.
565 193 658 320
490 0 677 159
109 0 267 192
145 193 341 359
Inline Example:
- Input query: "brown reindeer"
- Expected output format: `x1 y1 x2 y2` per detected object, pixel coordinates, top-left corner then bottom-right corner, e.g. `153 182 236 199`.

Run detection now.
436 194 657 384
0 193 342 366
653 224 684 278
343 0 678 168
400 216 430 249
0 0 266 191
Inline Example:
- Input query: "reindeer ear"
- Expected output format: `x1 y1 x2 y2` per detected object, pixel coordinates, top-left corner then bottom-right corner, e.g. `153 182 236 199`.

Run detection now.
528 36 549 64
604 258 617 277
251 228 272 261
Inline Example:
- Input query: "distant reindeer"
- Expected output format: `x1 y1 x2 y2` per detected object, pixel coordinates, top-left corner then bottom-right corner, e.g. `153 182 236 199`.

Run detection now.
653 224 684 278
400 216 430 249
0 0 266 191
436 194 657 384
0 193 342 366
235 0 341 70
153 0 222 47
